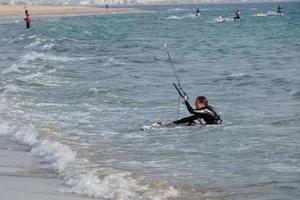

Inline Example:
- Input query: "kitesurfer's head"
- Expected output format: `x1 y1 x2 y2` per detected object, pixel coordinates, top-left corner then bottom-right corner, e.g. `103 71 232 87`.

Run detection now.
195 96 208 109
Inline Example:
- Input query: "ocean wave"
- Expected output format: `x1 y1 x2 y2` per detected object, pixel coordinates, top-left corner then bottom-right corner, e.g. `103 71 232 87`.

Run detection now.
251 11 281 17
0 19 20 25
100 57 128 67
1 64 20 74
5 35 25 45
213 17 226 23
25 36 56 51
0 119 178 199
167 13 194 20
26 38 43 48
22 51 88 62
265 11 279 16
167 8 189 11
224 72 252 81
253 13 267 17
291 90 300 100
268 163 300 173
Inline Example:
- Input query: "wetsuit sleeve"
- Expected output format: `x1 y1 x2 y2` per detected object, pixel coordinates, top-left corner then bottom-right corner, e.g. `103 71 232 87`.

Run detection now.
184 100 196 114
184 101 217 118
173 115 198 124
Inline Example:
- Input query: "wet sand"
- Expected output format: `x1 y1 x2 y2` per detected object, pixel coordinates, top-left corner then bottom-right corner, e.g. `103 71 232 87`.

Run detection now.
0 143 92 200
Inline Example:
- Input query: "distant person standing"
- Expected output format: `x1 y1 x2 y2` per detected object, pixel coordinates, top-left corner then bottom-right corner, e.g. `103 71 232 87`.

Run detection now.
24 15 32 29
195 8 201 17
277 5 283 16
106 4 108 12
234 9 241 21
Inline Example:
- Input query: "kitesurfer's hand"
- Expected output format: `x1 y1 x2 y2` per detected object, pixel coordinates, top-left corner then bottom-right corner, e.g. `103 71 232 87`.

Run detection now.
183 95 188 101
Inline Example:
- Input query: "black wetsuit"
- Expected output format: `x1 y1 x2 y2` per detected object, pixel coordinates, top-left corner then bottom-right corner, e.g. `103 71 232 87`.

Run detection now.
196 9 200 16
173 100 221 125
277 6 282 15
234 11 240 21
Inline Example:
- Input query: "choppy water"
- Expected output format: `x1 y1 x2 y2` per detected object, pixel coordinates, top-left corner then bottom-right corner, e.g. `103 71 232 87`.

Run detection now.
1 2 300 200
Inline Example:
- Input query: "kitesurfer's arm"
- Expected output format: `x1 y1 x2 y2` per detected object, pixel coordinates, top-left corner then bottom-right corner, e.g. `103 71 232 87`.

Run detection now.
184 100 195 114
173 115 198 124
184 100 217 119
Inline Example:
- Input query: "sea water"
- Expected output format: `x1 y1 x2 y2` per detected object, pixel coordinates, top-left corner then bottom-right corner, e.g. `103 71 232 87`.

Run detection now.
0 2 300 200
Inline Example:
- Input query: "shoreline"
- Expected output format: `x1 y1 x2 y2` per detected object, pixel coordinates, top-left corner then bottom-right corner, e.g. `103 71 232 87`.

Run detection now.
0 5 137 16
0 140 92 200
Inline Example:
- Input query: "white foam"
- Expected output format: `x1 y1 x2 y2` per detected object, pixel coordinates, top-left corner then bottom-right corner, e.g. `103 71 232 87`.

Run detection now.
41 43 55 50
6 35 25 45
101 57 127 67
26 38 42 48
269 163 300 173
254 13 267 17
0 19 20 25
31 140 76 173
1 64 20 74
0 119 178 199
167 8 189 11
266 11 278 16
22 51 88 62
167 13 194 20
213 17 226 23
25 36 56 51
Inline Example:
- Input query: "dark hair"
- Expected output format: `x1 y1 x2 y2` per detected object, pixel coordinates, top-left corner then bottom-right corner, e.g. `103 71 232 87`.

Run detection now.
196 96 208 106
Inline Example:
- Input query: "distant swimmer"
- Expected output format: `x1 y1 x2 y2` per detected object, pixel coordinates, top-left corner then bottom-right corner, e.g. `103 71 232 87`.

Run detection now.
167 95 222 127
195 8 201 17
234 9 241 21
24 15 32 29
277 5 283 16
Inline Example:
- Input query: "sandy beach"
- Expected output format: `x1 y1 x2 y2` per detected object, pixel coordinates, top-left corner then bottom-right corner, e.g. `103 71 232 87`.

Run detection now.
0 140 92 200
0 5 136 16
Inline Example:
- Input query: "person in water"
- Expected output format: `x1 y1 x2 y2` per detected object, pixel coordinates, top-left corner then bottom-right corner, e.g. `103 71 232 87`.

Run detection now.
24 15 32 29
234 9 241 21
277 5 282 16
218 12 224 20
171 96 222 126
195 8 201 17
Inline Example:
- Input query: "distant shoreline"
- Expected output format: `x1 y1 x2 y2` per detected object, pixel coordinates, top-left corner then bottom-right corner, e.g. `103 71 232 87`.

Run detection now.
0 5 137 16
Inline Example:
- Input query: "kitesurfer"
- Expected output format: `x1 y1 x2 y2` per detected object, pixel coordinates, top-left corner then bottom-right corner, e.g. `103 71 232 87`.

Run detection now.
195 8 201 17
234 9 241 21
170 96 222 126
277 5 283 16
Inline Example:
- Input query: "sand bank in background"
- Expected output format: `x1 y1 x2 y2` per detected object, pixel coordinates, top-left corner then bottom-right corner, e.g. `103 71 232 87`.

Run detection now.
0 5 136 16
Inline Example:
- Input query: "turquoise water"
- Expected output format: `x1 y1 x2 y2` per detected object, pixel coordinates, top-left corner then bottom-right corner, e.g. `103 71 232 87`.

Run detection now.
1 2 300 199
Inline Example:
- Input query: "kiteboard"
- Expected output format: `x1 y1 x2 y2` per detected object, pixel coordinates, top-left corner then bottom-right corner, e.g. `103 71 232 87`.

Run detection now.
141 122 165 130
256 12 266 17
216 18 225 23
